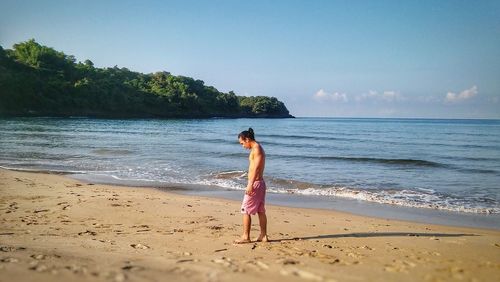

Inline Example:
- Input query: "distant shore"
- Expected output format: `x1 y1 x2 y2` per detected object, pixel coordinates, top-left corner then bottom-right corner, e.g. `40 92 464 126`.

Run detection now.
0 112 295 119
1 168 498 281
1 39 294 121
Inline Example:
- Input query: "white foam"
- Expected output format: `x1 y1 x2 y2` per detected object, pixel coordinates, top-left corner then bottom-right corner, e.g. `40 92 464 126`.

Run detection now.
280 186 499 214
197 172 499 214
0 165 87 174
198 178 246 191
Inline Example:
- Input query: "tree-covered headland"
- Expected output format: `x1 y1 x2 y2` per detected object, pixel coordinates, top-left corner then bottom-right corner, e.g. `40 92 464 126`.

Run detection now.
0 39 293 118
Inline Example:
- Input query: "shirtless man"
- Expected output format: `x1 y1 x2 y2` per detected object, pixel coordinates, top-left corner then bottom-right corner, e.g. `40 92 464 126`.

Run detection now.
235 128 268 244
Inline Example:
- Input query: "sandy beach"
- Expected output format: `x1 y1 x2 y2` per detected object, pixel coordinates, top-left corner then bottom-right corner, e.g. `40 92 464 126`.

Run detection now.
0 168 499 282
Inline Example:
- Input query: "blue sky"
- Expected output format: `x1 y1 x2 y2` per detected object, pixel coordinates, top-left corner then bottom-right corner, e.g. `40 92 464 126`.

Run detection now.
1 0 499 118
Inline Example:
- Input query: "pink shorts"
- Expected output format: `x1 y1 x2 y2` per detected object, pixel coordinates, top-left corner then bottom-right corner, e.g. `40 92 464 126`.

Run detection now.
241 180 266 215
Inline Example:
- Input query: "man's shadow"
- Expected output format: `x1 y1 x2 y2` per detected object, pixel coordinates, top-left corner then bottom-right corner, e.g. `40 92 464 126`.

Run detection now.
271 232 477 242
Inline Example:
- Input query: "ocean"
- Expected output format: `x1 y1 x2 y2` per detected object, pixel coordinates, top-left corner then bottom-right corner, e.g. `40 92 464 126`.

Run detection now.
1 117 499 229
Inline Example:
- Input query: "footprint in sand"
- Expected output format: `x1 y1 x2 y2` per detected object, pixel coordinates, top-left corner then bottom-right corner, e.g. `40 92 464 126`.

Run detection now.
33 209 50 214
78 230 97 236
212 257 234 268
276 258 300 265
29 264 50 272
343 249 365 259
122 261 145 272
0 232 16 236
31 254 46 260
113 230 128 235
0 257 20 263
130 243 149 249
0 246 26 252
65 264 89 274
131 225 151 232
97 239 116 245
57 202 71 209
93 223 112 229
5 202 19 213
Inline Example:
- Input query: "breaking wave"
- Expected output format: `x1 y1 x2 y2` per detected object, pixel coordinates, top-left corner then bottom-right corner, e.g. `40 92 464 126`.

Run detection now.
205 171 499 214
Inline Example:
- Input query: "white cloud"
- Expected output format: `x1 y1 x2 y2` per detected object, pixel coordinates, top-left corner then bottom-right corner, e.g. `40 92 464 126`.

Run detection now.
355 90 402 102
445 86 478 103
381 91 400 101
313 89 348 102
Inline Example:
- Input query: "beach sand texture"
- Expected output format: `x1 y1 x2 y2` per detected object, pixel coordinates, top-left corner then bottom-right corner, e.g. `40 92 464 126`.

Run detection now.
0 168 499 282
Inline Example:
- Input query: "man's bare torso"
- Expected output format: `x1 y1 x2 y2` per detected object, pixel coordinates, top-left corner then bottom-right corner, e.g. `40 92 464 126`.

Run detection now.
248 143 265 181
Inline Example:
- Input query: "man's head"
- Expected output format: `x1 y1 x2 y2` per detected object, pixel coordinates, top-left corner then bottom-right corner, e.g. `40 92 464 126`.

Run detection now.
238 128 255 149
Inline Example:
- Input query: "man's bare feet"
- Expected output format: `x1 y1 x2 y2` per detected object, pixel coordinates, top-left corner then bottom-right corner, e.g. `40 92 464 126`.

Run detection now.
254 234 269 242
233 238 252 244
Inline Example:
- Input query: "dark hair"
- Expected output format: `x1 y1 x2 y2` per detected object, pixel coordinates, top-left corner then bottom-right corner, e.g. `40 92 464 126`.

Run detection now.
238 128 255 141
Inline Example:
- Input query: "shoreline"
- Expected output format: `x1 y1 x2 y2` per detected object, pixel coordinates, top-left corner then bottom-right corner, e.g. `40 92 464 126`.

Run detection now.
179 188 500 232
67 170 500 231
1 168 499 281
2 166 499 231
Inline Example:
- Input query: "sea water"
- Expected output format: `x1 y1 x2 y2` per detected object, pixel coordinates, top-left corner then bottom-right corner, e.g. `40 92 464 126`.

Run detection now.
1 117 499 228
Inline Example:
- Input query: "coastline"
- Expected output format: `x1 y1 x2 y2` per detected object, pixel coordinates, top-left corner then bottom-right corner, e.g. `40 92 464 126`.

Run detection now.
1 168 499 281
65 171 500 231
179 188 500 231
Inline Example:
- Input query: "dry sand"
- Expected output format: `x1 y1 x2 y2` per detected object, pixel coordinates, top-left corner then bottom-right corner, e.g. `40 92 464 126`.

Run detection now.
0 168 499 282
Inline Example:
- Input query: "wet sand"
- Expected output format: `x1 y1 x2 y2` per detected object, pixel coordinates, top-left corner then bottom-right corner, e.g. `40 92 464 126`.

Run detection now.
0 168 499 281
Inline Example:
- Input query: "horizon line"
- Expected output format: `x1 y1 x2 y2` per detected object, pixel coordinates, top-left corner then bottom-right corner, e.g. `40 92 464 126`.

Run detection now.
293 116 500 121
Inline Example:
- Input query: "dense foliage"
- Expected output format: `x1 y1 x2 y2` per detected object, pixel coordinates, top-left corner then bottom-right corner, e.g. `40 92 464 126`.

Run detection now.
0 39 292 118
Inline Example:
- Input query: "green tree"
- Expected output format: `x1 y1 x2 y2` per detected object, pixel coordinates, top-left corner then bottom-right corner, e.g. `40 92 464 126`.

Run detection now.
0 39 293 118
